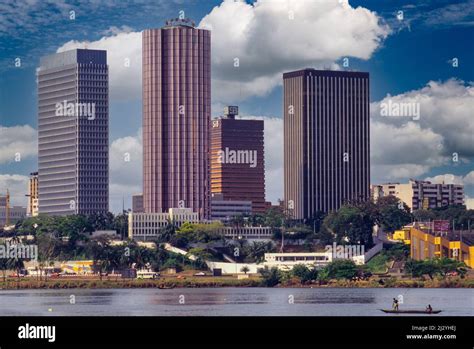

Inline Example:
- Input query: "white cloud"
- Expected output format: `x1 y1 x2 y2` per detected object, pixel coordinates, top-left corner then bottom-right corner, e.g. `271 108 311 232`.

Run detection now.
243 116 283 203
57 30 142 101
463 171 474 185
424 173 465 185
0 125 37 164
199 0 390 101
0 174 29 207
54 0 389 105
371 79 474 183
465 196 474 210
109 129 142 213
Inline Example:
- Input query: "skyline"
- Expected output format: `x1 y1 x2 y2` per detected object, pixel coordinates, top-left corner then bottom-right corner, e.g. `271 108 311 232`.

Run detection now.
1 0 474 212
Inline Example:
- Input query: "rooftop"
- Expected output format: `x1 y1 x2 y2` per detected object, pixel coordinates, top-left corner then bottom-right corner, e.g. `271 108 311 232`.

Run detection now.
283 68 369 79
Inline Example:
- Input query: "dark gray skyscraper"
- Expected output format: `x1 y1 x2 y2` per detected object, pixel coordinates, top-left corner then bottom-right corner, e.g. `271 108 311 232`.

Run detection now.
142 18 211 219
37 49 109 215
283 69 370 220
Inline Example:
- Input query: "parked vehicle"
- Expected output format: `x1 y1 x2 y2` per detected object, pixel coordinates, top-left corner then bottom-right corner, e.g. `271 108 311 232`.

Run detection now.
136 270 159 279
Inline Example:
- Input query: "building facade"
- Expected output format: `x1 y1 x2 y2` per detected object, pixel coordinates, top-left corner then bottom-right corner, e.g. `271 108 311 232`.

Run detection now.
376 180 464 211
210 106 266 213
132 193 144 213
210 193 252 221
27 172 39 217
142 18 211 219
128 208 201 241
37 49 109 215
395 225 474 268
283 69 370 219
0 206 26 226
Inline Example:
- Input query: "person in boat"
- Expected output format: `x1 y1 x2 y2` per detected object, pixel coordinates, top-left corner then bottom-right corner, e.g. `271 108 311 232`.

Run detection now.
426 304 433 313
392 298 399 311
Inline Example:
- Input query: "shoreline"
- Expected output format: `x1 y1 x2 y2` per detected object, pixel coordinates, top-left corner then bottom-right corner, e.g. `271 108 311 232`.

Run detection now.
0 277 472 290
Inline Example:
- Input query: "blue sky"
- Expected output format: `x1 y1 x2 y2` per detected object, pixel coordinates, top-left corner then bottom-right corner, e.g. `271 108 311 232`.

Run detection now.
1 0 473 212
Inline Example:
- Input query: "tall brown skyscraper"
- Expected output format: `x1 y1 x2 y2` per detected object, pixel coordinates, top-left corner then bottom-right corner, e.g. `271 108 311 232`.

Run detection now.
210 106 266 214
142 18 211 218
283 69 370 220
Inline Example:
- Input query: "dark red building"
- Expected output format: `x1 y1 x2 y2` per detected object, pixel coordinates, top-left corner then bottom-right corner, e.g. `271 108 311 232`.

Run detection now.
210 106 266 214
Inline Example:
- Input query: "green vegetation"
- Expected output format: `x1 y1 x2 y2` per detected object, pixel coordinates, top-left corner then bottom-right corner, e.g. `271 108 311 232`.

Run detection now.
322 202 376 248
405 258 467 280
324 260 358 280
365 254 390 274
365 244 410 274
413 205 474 229
258 266 282 287
171 221 225 247
291 264 318 283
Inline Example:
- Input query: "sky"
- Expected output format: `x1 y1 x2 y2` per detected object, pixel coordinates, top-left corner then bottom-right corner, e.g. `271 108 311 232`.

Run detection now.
0 0 473 213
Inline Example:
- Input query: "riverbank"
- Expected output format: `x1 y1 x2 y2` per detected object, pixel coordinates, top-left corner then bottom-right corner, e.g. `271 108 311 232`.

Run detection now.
0 276 473 289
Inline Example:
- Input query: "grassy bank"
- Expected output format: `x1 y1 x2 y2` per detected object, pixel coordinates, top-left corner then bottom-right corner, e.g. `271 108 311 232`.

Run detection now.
0 276 473 290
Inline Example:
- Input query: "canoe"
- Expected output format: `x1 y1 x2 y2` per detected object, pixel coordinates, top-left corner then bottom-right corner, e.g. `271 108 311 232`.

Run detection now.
380 309 442 314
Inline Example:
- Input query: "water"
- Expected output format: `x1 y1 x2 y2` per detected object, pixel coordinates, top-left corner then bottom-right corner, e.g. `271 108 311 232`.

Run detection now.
0 288 472 316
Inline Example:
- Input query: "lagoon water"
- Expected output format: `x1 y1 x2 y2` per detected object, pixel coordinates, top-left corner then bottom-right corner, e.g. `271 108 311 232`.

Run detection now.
0 288 472 316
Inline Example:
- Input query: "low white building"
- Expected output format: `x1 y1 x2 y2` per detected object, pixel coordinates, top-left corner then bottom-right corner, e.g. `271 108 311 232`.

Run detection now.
128 208 201 241
264 252 332 271
218 226 273 241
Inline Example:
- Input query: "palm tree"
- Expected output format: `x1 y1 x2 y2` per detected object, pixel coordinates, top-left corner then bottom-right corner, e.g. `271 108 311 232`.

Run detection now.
11 257 25 287
240 266 250 274
0 257 13 283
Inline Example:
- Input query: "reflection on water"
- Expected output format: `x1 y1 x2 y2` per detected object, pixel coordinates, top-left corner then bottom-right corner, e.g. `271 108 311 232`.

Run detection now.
0 288 472 316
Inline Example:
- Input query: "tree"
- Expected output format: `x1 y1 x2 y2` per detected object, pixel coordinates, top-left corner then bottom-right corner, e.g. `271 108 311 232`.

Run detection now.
36 234 60 281
435 258 467 278
11 257 25 283
323 202 375 248
264 208 284 232
156 221 176 243
242 241 275 263
113 213 129 240
0 257 13 282
291 264 318 283
405 259 438 280
324 260 358 280
188 247 212 262
375 195 412 232
258 266 281 287
240 266 250 274
86 212 114 231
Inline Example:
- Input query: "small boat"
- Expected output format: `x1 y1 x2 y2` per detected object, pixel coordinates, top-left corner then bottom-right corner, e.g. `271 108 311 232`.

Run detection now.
380 309 442 314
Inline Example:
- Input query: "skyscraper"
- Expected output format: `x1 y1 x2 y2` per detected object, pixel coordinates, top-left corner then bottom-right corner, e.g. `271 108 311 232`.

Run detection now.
37 49 109 215
283 69 370 220
210 106 266 214
142 18 211 218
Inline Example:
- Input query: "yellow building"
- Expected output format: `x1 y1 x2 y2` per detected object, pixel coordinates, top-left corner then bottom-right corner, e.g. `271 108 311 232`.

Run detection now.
60 260 94 274
408 226 474 268
27 172 39 217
